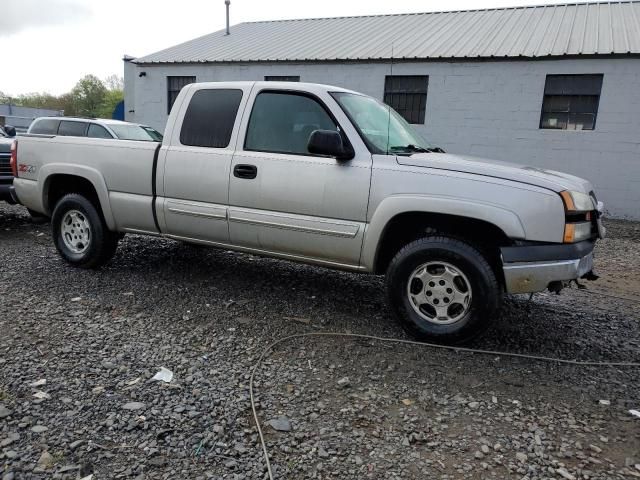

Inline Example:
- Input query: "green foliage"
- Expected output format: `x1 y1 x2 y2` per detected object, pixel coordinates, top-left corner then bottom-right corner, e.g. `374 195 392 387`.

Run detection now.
4 75 124 119
97 87 124 119
58 93 78 117
12 92 66 111
71 74 107 117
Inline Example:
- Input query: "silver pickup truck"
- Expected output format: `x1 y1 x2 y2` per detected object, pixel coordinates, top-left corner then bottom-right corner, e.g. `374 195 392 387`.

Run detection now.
12 81 604 343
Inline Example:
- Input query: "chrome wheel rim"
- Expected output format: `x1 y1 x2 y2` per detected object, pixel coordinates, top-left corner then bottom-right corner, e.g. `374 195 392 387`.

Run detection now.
407 261 472 325
61 210 91 254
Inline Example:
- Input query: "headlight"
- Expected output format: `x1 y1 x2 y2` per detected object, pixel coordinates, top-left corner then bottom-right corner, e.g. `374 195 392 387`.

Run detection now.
560 190 595 243
560 190 594 212
563 221 592 243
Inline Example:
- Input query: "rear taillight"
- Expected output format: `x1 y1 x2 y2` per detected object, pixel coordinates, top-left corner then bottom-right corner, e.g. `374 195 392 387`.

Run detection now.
10 140 17 177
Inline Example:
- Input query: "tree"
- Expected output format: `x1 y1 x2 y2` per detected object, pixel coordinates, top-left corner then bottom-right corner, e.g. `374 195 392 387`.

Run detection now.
13 92 64 110
58 93 77 117
2 73 123 117
97 89 124 119
71 75 107 117
97 75 124 119
104 74 124 91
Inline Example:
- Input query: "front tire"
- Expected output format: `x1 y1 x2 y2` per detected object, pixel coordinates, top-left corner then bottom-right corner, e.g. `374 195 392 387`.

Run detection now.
386 236 501 344
51 193 119 269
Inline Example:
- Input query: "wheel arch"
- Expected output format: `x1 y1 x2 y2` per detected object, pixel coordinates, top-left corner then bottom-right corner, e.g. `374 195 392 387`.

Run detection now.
363 196 525 275
40 165 116 230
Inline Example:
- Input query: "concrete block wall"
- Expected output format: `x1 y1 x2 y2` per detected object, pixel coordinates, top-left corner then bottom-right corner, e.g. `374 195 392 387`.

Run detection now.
124 58 640 219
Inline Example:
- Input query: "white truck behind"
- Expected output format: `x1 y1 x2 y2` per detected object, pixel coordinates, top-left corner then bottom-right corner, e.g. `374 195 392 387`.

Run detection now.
12 81 604 343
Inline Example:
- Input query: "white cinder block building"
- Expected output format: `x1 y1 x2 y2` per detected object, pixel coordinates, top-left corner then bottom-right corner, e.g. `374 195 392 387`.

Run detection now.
124 1 640 219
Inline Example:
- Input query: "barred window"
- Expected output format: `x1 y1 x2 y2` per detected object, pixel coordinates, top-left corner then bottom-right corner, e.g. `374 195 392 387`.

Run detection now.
540 74 603 131
167 76 196 114
384 76 428 124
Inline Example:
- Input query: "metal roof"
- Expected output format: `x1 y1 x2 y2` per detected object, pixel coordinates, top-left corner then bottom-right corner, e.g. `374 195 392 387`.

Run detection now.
134 2 640 64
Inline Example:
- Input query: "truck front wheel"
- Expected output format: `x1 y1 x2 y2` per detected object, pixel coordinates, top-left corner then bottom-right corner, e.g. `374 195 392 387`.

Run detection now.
51 193 119 269
386 236 501 344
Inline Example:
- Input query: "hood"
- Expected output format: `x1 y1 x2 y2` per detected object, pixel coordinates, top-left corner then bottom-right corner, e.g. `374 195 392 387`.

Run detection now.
397 153 592 193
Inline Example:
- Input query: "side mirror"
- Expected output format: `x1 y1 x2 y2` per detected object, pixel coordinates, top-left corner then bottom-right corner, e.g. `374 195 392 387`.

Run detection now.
307 129 353 161
4 125 16 137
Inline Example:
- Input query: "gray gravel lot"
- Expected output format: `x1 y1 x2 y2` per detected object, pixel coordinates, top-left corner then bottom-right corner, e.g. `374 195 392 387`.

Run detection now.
1 202 639 479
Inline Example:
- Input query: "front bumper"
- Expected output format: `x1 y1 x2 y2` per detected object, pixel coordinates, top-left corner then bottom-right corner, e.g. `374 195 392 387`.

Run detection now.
0 180 18 204
501 240 596 294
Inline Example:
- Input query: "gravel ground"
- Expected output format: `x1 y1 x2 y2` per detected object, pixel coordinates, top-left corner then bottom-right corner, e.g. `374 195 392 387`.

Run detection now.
1 202 639 480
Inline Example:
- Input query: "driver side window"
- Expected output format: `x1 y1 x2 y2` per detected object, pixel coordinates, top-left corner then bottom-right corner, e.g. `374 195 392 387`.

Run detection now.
244 92 338 156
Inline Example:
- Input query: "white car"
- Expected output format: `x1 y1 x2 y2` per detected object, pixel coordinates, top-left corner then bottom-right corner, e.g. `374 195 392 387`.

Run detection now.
27 117 163 142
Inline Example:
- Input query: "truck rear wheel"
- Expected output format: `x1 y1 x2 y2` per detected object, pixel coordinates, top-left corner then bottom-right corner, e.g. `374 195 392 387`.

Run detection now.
51 193 119 269
386 236 501 344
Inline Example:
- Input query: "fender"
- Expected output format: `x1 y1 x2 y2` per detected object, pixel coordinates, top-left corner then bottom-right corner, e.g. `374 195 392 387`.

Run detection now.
360 194 527 270
39 163 116 230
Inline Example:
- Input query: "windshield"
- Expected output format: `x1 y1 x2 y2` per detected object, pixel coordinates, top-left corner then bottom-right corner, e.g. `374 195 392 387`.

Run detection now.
108 124 159 142
0 127 7 138
141 126 163 141
331 92 441 155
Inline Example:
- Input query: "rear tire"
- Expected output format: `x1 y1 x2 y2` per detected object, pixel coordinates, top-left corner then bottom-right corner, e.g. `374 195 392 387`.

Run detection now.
386 235 501 344
51 193 119 269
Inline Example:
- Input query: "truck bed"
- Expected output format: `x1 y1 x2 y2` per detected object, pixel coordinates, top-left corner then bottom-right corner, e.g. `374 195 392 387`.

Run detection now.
15 135 159 232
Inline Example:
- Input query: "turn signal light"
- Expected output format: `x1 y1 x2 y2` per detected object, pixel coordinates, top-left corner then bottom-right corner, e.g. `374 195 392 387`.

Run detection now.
560 191 575 211
563 223 575 243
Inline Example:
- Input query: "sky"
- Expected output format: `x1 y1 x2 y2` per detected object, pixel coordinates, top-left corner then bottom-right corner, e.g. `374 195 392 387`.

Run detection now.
2 0 604 96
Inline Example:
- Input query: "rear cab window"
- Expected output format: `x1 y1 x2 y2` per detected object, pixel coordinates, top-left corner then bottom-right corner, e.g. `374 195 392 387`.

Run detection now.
58 121 88 137
180 89 243 148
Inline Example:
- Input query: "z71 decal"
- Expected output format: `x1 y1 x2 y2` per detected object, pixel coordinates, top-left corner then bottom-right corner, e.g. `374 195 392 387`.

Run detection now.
18 164 36 174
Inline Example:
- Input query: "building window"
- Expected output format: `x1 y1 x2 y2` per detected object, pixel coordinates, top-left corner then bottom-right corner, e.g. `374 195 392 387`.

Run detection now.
264 75 300 82
384 75 428 124
540 74 603 130
167 76 196 114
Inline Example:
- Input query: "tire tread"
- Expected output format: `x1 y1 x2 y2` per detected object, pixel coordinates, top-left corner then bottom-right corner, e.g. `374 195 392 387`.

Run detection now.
52 193 118 269
386 235 501 344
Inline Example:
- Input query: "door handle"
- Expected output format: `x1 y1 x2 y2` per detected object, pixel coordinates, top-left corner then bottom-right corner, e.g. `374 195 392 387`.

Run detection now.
233 164 258 179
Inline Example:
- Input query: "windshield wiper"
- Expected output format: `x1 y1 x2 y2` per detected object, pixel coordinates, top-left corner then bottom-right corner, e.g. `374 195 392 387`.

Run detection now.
389 144 445 154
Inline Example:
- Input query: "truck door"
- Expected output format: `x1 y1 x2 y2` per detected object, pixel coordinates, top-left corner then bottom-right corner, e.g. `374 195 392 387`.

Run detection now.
158 85 249 244
228 87 372 268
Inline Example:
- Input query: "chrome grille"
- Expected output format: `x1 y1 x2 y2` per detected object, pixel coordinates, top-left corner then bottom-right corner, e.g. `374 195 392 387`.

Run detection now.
0 153 12 175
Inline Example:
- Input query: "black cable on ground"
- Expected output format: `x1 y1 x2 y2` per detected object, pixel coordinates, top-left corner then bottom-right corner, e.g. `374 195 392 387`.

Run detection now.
249 331 640 480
